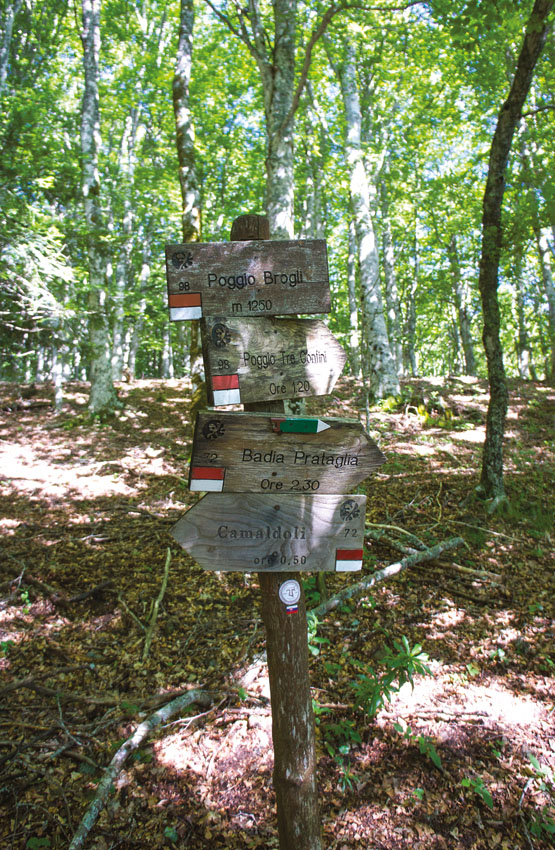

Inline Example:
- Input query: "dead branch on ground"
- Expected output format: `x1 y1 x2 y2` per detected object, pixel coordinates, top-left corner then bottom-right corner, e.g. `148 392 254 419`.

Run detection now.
68 688 213 850
142 548 171 660
310 536 465 618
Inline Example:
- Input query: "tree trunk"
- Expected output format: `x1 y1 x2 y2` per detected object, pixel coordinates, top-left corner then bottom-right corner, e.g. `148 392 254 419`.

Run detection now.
403 226 418 376
335 41 398 399
512 253 537 380
172 0 204 410
447 234 476 376
0 0 23 100
536 227 555 382
380 179 403 373
477 0 553 506
263 0 296 238
80 0 118 417
127 241 150 380
112 113 138 381
161 324 174 379
172 0 201 244
347 218 361 377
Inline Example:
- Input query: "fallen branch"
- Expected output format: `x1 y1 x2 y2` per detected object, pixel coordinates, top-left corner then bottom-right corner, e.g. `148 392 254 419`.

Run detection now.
68 688 213 850
0 665 96 698
142 548 171 661
310 536 465 618
14 573 112 608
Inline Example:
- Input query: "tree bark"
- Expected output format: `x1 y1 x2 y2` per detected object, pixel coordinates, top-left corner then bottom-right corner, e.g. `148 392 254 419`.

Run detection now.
536 227 555 382
347 218 361 376
111 113 138 381
334 40 399 399
448 234 476 376
380 177 403 373
206 1 340 238
81 0 118 417
512 253 537 380
477 0 553 505
172 0 201 244
172 0 205 410
0 0 23 100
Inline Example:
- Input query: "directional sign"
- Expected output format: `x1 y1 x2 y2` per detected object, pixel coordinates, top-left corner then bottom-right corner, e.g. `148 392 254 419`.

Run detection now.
201 316 346 406
189 411 386 494
165 239 330 320
171 493 367 572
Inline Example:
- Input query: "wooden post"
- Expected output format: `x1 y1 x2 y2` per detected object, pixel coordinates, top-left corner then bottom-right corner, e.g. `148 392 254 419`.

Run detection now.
231 214 322 850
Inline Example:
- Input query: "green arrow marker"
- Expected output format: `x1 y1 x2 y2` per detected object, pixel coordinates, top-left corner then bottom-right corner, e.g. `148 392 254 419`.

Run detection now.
272 417 331 434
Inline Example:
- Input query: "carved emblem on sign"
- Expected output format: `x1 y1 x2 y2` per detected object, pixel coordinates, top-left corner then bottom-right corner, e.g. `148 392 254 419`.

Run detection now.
202 419 225 440
171 250 194 270
340 499 361 521
212 322 231 348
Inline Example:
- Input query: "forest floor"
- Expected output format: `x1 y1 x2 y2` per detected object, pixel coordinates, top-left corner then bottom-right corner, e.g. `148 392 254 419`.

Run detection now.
0 374 554 850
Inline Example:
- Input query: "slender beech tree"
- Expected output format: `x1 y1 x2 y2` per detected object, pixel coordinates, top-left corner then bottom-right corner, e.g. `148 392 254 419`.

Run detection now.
447 234 477 376
330 38 399 398
204 0 341 237
536 226 555 381
0 0 23 100
172 0 204 408
81 0 119 417
380 176 403 374
477 0 553 508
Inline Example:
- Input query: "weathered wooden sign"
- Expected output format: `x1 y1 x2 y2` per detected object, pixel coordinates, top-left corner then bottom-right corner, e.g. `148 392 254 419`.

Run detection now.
188 411 386 494
165 238 330 319
171 493 367 572
201 316 347 405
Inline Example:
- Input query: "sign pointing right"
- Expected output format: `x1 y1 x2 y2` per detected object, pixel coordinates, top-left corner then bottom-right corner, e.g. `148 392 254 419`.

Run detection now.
201 316 346 406
189 411 386 494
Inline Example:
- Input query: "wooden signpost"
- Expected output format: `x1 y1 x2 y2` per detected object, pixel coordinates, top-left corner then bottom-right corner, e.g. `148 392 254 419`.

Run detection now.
201 316 347 405
188 410 385 493
166 238 330 319
171 493 367 573
165 213 386 850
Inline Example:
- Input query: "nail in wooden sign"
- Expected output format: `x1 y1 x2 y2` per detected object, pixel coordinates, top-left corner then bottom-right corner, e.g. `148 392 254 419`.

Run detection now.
165 239 330 319
189 411 386 494
201 316 347 405
171 493 367 572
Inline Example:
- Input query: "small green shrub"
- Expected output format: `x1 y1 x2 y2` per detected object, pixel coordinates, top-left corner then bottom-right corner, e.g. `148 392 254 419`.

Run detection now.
352 637 432 718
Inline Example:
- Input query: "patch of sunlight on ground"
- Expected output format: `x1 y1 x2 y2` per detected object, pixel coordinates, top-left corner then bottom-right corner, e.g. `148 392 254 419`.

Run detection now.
0 441 181 501
451 427 486 444
155 712 273 783
379 672 549 740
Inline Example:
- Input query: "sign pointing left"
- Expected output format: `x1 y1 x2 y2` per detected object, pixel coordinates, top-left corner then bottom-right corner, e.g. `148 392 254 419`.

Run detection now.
171 493 367 572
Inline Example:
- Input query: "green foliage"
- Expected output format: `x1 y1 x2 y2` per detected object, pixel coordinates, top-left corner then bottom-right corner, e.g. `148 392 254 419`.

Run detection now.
351 637 433 718
525 753 555 839
306 612 330 657
393 722 443 771
0 640 15 657
461 776 494 809
163 825 179 843
1 0 553 386
20 588 31 614
313 702 361 791
26 839 51 850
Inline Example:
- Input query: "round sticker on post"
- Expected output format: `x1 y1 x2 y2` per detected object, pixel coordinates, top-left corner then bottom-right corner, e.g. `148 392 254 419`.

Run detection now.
279 579 301 614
